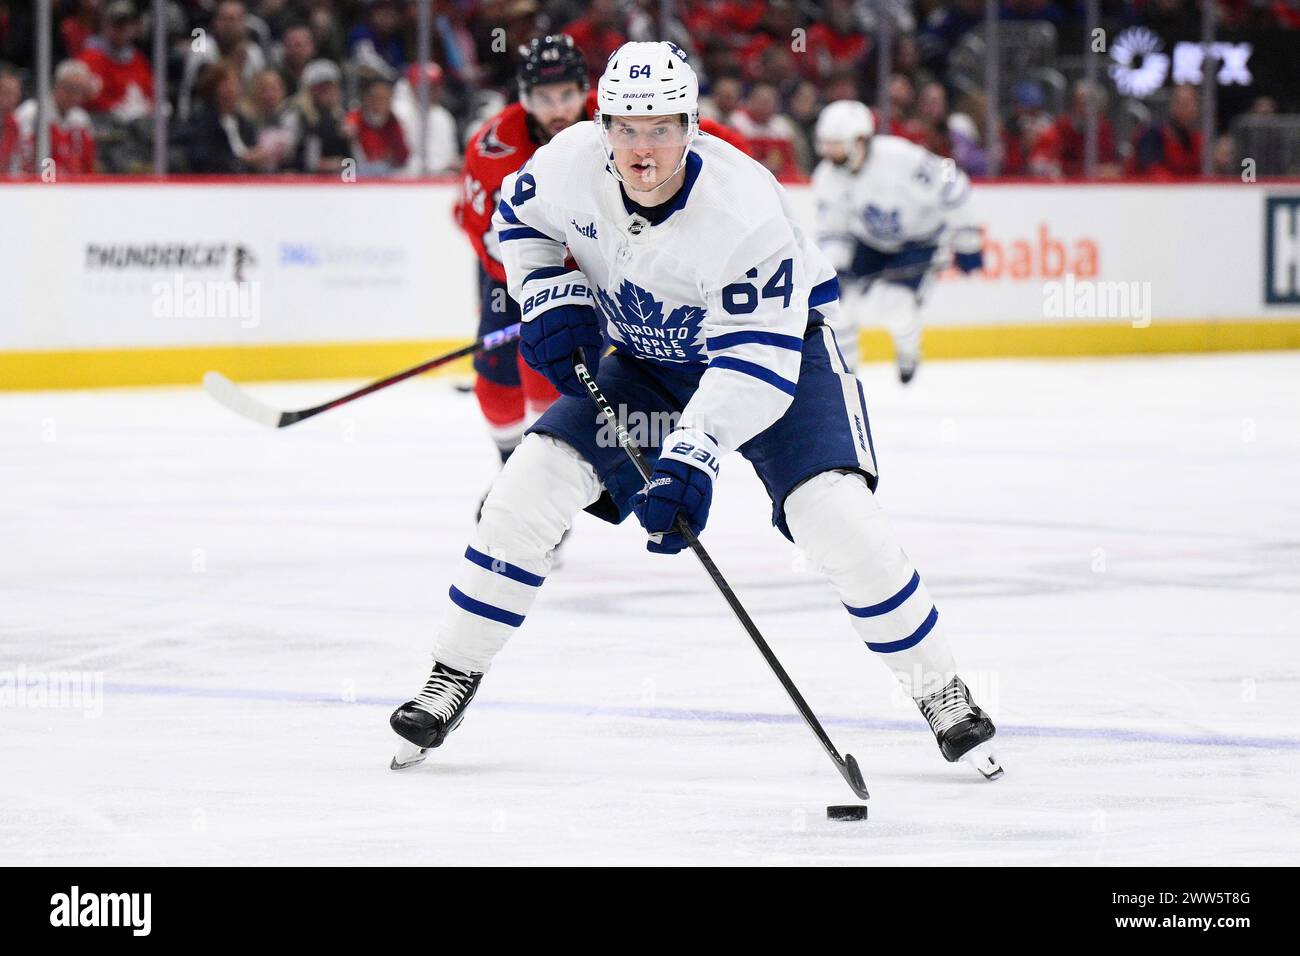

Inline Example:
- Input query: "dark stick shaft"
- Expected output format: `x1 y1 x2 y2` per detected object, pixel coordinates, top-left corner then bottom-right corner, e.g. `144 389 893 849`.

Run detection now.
283 324 521 425
574 360 869 800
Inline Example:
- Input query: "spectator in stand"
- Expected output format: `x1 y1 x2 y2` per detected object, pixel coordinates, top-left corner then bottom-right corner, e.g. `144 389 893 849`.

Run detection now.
179 0 267 119
1001 81 1052 175
0 65 21 174
282 57 351 174
274 22 316 96
918 0 982 72
699 75 742 125
185 60 276 172
1249 95 1278 116
305 0 346 63
823 67 860 105
805 0 869 83
1210 133 1240 177
884 73 921 140
736 1 802 84
947 111 988 175
730 81 802 181
344 77 408 176
1131 84 1202 179
562 0 625 88
913 81 951 156
1031 80 1120 179
241 67 293 169
256 0 296 39
14 59 97 174
787 79 823 169
60 0 101 58
347 0 406 82
79 1 153 121
391 61 460 176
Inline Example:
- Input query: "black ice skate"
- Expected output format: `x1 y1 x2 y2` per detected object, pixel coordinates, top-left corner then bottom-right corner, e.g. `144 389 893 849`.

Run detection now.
915 675 1003 780
389 661 483 770
898 358 918 385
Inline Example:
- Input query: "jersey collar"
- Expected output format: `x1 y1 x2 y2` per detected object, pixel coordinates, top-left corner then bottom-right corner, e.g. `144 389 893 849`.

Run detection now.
617 150 703 226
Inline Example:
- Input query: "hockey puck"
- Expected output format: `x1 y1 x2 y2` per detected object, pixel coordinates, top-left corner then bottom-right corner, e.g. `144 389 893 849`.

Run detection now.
826 804 868 822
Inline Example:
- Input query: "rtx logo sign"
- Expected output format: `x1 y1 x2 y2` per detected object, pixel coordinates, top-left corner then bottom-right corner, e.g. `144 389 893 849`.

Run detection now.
49 886 151 936
1264 197 1300 305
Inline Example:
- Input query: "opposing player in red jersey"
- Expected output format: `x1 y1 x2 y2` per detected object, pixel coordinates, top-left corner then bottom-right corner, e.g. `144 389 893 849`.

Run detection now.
454 35 591 479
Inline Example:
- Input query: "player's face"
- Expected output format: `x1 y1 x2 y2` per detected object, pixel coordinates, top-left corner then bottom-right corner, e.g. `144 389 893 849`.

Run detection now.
607 115 689 193
819 140 850 166
525 82 586 142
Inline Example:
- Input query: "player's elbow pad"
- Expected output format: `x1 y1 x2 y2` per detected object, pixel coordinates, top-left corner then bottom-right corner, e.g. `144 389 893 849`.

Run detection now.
518 268 596 323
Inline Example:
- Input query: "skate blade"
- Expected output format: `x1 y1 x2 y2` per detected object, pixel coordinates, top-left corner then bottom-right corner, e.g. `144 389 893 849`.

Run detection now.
390 741 429 771
963 743 1004 780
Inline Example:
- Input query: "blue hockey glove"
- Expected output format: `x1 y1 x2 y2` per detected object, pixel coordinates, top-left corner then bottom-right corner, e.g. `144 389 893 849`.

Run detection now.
518 270 603 398
955 249 984 274
634 428 720 555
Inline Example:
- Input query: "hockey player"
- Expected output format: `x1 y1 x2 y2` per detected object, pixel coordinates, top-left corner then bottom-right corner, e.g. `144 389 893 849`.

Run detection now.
454 35 590 470
811 100 984 382
392 43 1000 781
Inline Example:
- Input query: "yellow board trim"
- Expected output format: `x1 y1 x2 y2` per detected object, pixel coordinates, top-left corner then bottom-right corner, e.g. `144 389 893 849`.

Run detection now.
1 320 1299 391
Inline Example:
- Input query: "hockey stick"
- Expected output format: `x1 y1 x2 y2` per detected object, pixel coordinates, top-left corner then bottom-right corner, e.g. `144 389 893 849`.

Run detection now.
203 323 522 429
862 254 953 285
574 356 870 801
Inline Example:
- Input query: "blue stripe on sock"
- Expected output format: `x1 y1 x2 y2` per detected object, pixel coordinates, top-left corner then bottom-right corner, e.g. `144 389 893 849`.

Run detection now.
844 571 920 618
866 606 938 653
464 546 545 587
448 586 525 628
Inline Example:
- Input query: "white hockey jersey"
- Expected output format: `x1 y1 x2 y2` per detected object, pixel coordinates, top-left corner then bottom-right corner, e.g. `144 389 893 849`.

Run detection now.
492 122 840 456
812 135 981 271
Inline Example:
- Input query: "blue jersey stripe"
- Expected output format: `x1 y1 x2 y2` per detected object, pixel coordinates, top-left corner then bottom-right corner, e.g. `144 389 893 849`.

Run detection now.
448 586 525 628
708 356 797 397
463 546 545 587
523 266 571 285
706 329 804 352
496 199 521 224
866 605 938 653
809 276 840 307
500 226 559 243
845 571 920 618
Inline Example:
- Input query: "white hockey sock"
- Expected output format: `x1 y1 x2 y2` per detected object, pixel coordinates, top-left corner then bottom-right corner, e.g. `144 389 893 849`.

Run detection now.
868 281 923 369
432 433 601 673
785 470 956 698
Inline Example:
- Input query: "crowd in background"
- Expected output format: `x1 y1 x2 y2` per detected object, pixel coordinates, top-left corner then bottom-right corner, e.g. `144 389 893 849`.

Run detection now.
0 0 1296 178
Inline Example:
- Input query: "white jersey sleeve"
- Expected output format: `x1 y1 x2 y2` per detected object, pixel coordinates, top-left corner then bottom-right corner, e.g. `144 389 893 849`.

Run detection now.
811 160 856 274
493 155 590 321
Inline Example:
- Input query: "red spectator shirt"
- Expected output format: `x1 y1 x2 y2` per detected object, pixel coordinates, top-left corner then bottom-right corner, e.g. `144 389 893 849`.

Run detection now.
804 23 869 80
563 20 627 87
79 42 154 114
347 110 410 168
0 111 19 173
1031 113 1116 177
14 100 96 174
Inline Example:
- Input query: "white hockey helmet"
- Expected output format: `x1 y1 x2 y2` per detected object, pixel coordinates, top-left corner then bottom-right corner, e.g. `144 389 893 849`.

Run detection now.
596 41 699 183
815 99 875 157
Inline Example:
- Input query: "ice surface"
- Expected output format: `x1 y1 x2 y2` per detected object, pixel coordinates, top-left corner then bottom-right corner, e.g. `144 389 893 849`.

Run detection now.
2 354 1298 865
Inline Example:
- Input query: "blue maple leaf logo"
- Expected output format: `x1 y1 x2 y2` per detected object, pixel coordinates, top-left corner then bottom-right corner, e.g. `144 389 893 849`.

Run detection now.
596 279 704 363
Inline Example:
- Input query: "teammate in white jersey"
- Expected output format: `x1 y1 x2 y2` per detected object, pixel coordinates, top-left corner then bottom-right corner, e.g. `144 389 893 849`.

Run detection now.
390 43 1000 781
812 100 984 382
